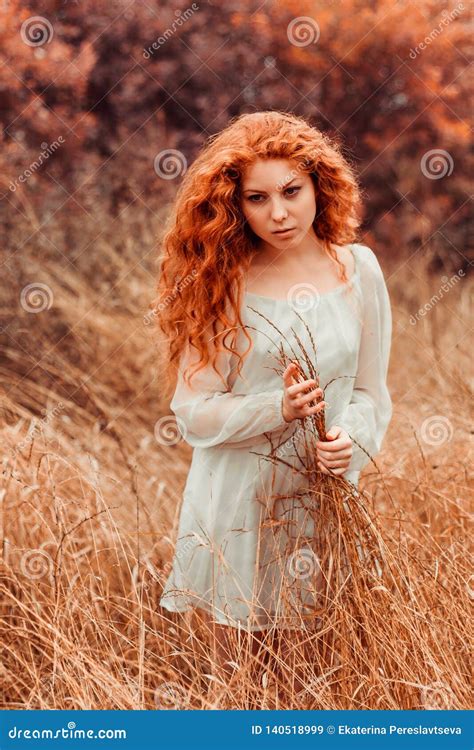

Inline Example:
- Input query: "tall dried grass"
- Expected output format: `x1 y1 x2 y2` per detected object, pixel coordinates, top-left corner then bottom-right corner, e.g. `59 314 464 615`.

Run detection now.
0 208 472 709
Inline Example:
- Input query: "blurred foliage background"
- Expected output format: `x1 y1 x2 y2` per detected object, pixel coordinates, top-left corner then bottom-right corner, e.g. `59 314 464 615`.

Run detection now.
1 0 471 261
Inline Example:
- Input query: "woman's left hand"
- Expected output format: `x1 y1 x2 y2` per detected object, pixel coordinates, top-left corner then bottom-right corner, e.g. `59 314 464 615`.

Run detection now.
315 425 352 476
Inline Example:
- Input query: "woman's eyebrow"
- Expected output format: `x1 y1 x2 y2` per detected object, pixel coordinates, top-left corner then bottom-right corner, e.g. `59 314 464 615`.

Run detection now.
242 177 301 193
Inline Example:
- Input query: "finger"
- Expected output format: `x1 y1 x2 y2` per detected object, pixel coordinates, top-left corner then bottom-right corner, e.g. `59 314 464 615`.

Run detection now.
317 447 352 460
303 401 326 416
292 387 324 407
287 381 322 399
284 361 307 389
317 462 346 476
318 457 350 468
316 434 351 448
282 363 298 388
316 438 348 452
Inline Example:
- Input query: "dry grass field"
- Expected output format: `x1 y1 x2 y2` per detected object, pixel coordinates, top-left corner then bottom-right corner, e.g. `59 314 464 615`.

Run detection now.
1 203 472 710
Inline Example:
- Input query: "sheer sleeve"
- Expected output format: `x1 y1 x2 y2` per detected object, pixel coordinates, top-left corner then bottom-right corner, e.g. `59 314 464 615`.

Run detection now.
337 246 393 472
170 341 288 449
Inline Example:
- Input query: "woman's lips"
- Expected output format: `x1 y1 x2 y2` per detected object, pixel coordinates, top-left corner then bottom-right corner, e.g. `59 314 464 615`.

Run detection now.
272 227 296 235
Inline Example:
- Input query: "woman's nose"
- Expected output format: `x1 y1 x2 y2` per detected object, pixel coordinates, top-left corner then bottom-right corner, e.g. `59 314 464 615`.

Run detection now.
270 198 289 221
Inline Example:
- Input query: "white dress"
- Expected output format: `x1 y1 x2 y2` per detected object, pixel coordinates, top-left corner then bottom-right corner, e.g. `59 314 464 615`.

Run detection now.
159 243 392 631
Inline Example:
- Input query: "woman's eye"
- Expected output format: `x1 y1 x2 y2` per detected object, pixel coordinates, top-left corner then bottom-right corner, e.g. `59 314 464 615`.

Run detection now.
247 187 300 203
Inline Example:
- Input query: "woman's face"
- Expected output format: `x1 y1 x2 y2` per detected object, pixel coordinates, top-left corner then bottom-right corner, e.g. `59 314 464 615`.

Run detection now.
240 158 317 248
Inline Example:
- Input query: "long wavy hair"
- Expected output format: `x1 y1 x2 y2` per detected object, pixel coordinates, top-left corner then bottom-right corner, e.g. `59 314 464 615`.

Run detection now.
154 110 362 398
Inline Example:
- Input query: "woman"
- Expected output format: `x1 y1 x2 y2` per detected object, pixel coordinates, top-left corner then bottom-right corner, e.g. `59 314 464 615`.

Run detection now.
155 110 392 682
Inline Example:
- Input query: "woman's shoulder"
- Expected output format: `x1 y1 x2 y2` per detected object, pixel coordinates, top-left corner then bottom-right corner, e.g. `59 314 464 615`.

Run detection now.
350 243 386 281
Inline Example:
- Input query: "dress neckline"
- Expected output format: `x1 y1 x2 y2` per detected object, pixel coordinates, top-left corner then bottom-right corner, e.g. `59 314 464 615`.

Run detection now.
243 244 359 303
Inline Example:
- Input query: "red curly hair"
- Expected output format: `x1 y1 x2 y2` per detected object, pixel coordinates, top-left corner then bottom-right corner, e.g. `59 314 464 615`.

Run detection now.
153 110 362 398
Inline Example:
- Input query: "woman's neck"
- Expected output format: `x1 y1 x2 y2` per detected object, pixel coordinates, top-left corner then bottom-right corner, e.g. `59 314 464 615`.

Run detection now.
251 232 330 269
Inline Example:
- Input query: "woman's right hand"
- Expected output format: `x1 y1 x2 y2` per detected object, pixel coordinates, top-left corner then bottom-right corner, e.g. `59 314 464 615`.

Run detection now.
281 361 326 423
